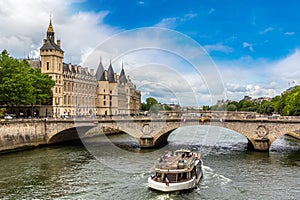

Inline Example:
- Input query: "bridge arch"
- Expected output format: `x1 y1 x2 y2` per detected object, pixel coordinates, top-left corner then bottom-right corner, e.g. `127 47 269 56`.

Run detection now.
47 125 96 144
153 124 253 149
137 118 300 151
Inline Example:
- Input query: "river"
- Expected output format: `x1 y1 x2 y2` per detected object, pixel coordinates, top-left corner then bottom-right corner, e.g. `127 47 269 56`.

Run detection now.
0 126 299 199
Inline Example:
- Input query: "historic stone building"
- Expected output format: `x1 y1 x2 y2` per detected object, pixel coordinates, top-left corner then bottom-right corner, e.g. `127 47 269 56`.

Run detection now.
95 60 141 116
37 19 140 117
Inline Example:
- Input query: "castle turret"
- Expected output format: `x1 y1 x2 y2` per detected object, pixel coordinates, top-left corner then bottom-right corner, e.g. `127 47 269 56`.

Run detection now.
119 63 127 84
95 57 106 81
40 18 64 117
107 61 116 82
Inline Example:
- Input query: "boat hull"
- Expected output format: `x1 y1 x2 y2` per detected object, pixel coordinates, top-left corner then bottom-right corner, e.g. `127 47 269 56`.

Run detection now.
148 172 202 192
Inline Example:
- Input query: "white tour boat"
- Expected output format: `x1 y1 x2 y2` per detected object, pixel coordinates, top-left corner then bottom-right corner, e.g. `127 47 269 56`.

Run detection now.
148 149 203 192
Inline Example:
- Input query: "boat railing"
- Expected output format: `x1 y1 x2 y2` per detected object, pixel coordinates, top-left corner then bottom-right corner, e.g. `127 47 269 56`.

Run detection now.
154 153 197 170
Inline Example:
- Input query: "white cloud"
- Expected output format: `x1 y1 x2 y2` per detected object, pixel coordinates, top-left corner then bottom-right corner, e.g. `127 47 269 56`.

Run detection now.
0 0 118 64
214 49 300 102
242 42 255 52
155 13 197 29
155 17 178 29
284 31 295 36
204 43 233 53
259 27 274 35
80 27 226 106
1 0 299 106
269 49 300 84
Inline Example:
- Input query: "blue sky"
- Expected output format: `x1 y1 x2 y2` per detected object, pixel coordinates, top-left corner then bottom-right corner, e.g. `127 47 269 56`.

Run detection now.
1 0 300 105
71 0 299 61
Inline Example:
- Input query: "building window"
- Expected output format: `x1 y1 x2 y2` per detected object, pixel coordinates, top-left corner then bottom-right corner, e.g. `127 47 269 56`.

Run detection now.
110 101 112 106
110 96 112 100
46 62 49 70
104 95 106 99
103 101 106 106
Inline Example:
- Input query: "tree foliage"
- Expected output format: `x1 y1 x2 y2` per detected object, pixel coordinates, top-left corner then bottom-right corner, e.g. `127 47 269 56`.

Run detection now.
207 86 300 116
0 50 55 106
141 97 173 113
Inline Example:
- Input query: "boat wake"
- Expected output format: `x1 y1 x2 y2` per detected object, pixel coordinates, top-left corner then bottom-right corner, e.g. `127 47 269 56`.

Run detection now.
201 165 232 187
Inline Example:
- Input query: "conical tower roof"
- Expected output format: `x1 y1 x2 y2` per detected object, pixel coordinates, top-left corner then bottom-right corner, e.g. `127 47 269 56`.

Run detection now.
95 57 106 81
107 61 115 82
119 63 127 84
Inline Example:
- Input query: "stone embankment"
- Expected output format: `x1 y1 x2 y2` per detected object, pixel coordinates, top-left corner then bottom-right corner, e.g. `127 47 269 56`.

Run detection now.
0 118 120 153
0 119 47 152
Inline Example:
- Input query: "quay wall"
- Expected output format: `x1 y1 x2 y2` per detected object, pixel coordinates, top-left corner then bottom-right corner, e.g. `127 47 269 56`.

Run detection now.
0 119 47 152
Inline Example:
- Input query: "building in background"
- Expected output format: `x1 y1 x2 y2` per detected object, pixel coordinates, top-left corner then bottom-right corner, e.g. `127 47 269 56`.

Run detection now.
36 19 140 118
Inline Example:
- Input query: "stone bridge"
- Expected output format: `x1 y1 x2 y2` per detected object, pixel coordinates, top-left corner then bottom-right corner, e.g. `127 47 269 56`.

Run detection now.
94 117 300 151
1 116 300 152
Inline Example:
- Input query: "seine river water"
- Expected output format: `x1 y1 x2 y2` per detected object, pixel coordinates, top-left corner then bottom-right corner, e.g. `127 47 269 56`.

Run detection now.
0 126 299 199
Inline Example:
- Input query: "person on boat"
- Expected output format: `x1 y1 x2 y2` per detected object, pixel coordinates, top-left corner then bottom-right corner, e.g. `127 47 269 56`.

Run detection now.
164 175 170 187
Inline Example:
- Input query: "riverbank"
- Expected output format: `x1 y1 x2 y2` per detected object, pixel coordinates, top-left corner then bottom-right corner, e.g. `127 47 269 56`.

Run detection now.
0 118 122 154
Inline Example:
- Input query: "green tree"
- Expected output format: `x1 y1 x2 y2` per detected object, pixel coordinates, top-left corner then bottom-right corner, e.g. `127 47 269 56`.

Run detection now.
202 105 210 111
141 102 148 111
0 51 34 106
146 97 158 107
0 50 55 110
30 67 55 104
149 104 162 114
257 100 274 115
237 99 257 111
141 97 158 111
226 103 237 111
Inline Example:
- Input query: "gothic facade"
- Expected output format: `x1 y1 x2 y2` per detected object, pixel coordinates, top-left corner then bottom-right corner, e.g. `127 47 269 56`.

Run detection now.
38 19 140 117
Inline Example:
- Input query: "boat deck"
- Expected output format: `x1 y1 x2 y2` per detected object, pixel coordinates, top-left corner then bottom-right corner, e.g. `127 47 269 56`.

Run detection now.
153 150 200 172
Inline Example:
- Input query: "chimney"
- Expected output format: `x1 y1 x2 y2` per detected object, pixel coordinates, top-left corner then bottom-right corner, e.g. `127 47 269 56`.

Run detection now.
68 63 72 72
84 67 89 75
90 69 94 76
57 40 61 47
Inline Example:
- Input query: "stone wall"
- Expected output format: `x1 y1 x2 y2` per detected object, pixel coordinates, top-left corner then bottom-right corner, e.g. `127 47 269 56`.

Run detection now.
0 120 47 152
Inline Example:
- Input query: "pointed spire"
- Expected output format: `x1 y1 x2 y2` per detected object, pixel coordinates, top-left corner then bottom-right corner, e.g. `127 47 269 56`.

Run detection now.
107 61 115 82
119 60 127 84
40 16 63 53
47 16 54 33
95 56 105 81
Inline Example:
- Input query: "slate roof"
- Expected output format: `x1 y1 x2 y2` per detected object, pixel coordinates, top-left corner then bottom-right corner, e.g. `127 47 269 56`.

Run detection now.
95 59 106 81
119 66 127 84
40 19 64 52
107 63 115 82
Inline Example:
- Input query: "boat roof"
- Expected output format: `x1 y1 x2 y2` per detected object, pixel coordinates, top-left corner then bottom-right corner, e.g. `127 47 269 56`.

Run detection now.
152 150 201 173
